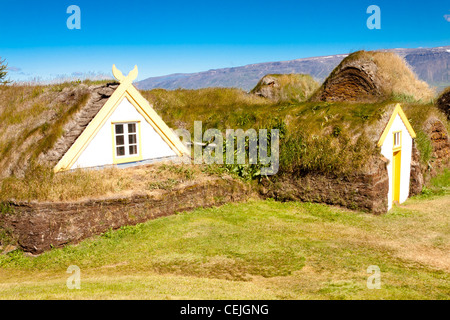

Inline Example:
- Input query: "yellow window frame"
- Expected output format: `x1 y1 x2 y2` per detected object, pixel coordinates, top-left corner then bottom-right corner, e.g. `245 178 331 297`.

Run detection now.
111 120 143 164
393 130 402 152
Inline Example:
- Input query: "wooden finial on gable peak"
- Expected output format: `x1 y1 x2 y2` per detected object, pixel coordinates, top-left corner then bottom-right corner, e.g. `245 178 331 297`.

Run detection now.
112 64 138 83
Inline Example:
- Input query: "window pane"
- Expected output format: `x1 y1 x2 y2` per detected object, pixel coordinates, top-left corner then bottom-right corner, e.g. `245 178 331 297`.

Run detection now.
115 124 124 134
394 132 400 146
129 145 137 155
128 134 137 144
128 123 136 133
116 146 125 156
116 135 124 145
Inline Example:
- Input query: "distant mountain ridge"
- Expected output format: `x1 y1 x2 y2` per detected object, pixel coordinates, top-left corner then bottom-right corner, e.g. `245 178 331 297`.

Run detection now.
136 46 450 92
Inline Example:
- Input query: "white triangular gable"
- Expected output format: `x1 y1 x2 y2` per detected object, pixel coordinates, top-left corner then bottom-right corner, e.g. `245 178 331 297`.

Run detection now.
70 96 177 169
54 65 189 172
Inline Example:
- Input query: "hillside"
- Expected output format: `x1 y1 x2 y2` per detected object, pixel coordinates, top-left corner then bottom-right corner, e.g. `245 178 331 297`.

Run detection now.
136 55 347 91
394 47 450 91
136 46 450 92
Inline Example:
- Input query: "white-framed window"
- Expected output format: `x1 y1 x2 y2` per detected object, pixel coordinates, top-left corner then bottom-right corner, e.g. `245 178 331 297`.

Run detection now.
393 131 401 148
114 122 139 157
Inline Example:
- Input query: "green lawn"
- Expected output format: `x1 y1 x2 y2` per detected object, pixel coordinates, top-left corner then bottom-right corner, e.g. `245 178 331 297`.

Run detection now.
0 184 449 299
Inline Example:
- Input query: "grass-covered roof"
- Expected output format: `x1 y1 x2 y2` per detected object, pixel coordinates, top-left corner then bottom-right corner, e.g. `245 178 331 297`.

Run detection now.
311 50 435 103
437 86 450 120
0 81 120 178
250 74 319 103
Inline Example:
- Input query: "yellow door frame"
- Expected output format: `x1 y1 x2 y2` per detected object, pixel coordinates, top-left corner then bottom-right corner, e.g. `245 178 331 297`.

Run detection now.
392 130 402 204
393 150 401 203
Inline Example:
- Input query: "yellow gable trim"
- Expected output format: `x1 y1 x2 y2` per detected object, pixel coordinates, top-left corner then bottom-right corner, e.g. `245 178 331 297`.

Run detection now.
377 103 416 147
54 81 129 172
54 65 189 172
124 86 189 156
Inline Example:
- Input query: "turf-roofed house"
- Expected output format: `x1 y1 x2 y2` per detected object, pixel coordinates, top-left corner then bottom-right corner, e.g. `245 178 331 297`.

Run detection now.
262 51 449 214
251 73 421 211
52 65 189 172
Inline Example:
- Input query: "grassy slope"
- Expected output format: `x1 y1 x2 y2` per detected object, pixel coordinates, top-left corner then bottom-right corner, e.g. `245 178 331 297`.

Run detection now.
0 170 448 300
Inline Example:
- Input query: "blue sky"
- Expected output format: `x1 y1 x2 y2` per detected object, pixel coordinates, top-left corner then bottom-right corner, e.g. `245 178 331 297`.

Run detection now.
1 0 449 82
